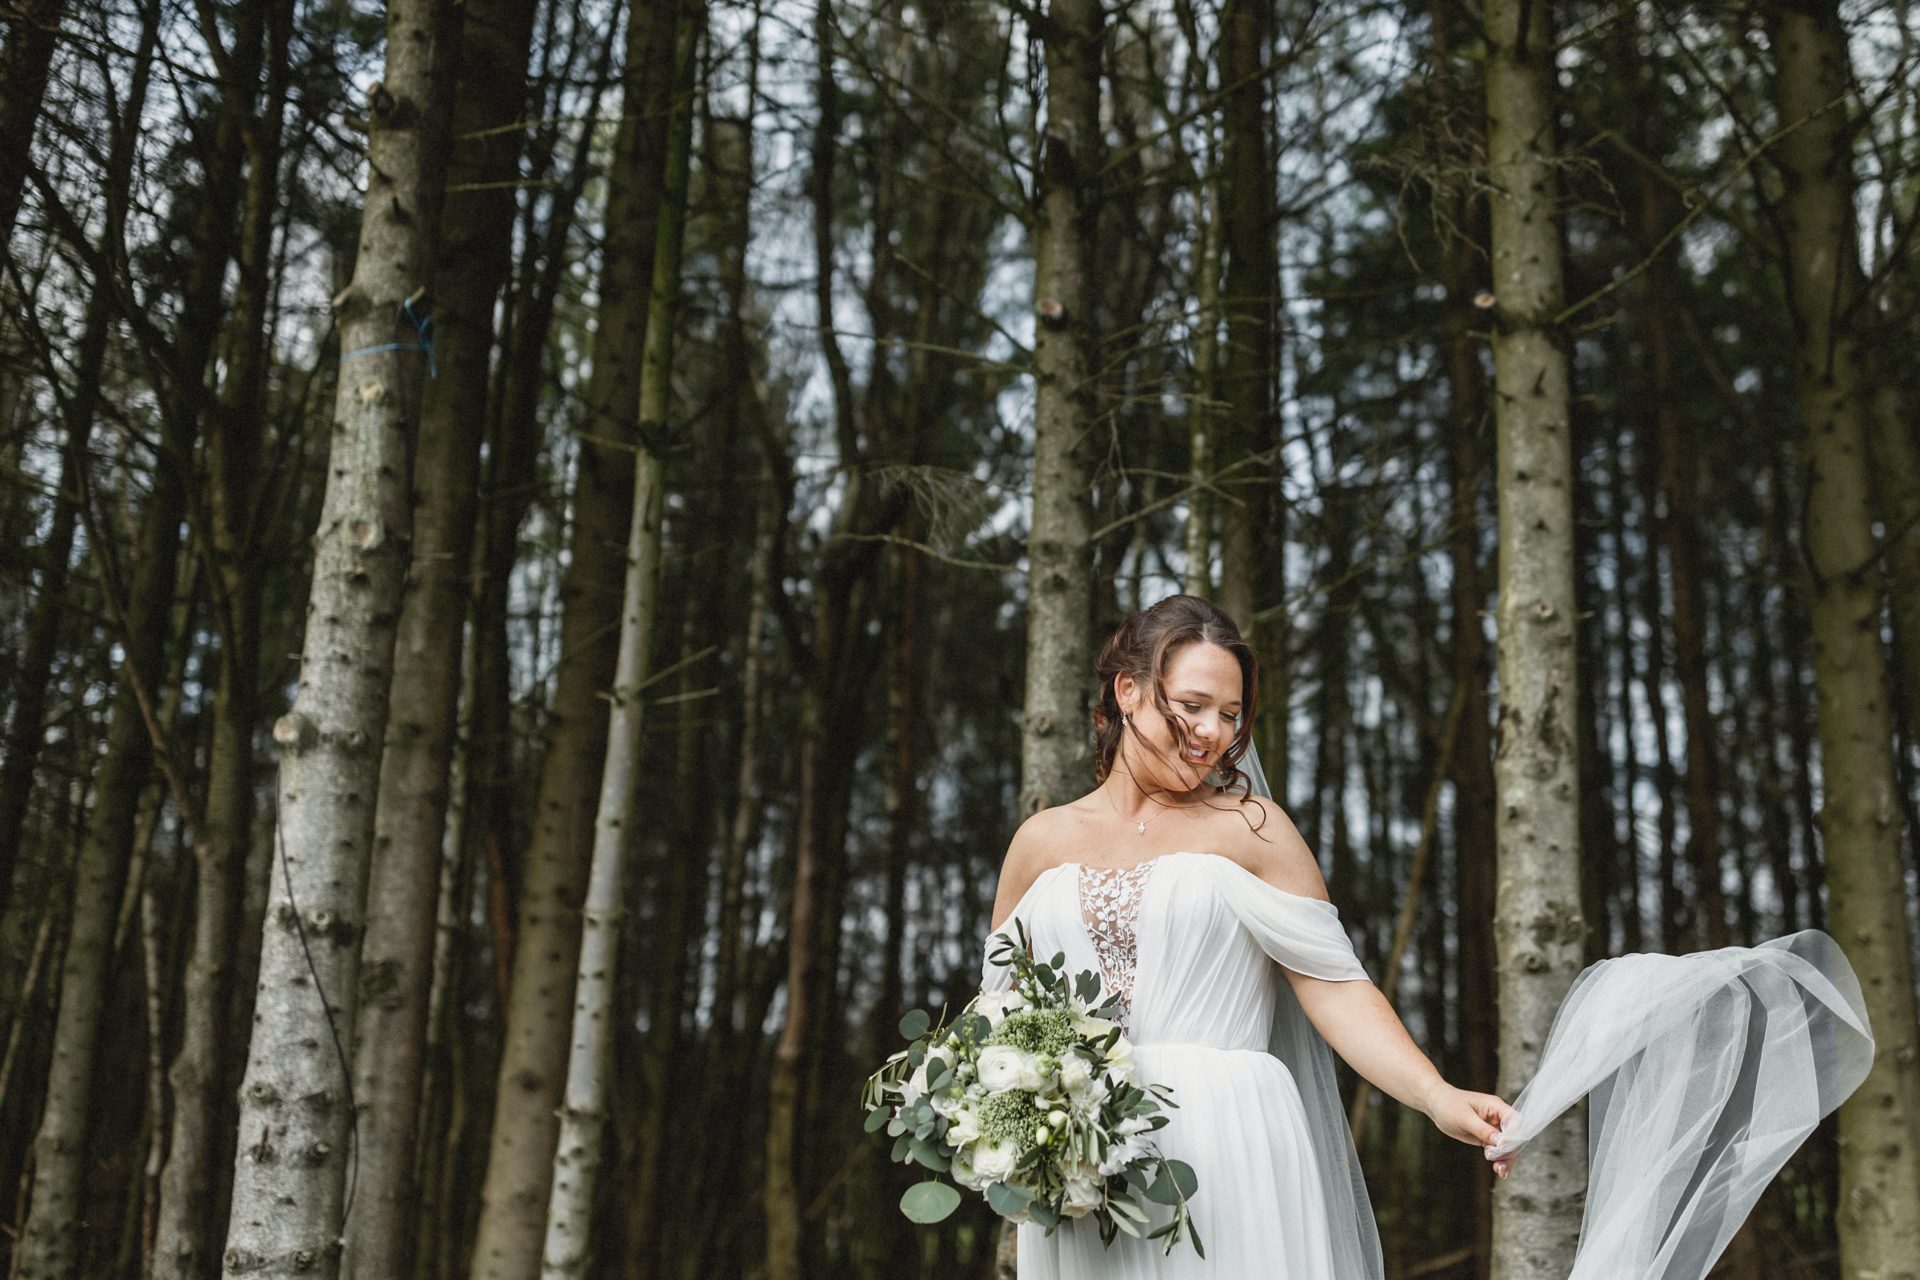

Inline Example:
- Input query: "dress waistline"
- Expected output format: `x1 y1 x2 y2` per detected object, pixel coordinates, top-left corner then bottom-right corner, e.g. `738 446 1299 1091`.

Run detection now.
1133 1040 1266 1055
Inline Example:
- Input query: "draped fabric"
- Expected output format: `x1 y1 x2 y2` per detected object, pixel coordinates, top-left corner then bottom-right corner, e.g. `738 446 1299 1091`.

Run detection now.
1484 930 1874 1279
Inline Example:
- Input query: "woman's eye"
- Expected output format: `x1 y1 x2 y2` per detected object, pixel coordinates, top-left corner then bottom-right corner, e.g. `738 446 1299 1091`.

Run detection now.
1180 703 1201 712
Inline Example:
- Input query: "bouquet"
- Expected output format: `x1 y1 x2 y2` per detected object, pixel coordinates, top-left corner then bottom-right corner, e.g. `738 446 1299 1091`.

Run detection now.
860 919 1204 1256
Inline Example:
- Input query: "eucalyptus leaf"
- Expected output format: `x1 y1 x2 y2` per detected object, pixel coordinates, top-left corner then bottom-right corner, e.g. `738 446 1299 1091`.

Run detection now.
900 1181 961 1224
908 1138 951 1172
986 1181 1033 1216
1165 1159 1198 1199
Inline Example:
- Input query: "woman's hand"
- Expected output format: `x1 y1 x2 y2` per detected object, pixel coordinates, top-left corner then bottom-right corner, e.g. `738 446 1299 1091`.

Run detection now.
1422 1084 1519 1179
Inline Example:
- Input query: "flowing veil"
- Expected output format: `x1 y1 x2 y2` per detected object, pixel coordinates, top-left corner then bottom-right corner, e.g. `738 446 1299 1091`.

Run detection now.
1236 738 1876 1280
1233 740 1386 1279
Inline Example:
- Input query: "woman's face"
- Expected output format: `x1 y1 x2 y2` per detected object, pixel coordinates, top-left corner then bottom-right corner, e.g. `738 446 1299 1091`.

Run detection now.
1114 641 1245 794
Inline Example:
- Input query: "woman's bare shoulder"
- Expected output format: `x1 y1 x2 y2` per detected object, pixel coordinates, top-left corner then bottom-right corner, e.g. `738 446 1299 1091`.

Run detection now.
1211 792 1331 901
988 798 1100 931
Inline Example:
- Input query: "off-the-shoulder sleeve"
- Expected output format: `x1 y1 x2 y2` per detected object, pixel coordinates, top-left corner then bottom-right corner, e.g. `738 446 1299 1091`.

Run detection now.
977 866 1059 993
1486 929 1873 1280
1200 854 1370 982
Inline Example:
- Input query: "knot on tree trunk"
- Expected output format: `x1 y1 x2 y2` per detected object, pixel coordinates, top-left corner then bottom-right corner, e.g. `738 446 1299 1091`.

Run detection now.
273 711 317 751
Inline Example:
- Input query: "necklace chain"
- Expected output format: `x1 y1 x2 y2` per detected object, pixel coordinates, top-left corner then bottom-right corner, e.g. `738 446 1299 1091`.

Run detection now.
1104 783 1168 836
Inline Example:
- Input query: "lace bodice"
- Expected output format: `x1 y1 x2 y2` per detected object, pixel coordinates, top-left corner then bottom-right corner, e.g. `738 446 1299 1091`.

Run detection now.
1078 861 1158 1028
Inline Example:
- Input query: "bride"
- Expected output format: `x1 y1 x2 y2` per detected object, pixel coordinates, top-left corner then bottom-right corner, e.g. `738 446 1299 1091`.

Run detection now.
982 593 1874 1279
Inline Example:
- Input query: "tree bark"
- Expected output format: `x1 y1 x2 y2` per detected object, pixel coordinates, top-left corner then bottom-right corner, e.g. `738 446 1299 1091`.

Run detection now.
1769 3 1920 1272
1482 0 1587 1275
340 1 534 1275
1019 0 1102 820
221 2 462 1275
466 4 676 1276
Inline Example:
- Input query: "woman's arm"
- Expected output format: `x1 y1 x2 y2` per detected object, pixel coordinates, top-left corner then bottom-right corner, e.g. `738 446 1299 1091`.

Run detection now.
1286 971 1514 1174
1237 798 1516 1174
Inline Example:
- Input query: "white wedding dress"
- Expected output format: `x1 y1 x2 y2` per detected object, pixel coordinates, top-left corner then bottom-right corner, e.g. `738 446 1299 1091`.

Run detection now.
979 849 1875 1280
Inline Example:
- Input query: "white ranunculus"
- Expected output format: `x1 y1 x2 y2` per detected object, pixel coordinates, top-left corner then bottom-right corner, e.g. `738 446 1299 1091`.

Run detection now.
946 1108 982 1147
1097 1134 1150 1177
977 1045 1047 1092
1073 1011 1118 1039
951 1145 983 1191
972 989 1028 1021
1058 1054 1097 1103
900 1059 931 1109
1061 1175 1105 1218
972 1139 1020 1183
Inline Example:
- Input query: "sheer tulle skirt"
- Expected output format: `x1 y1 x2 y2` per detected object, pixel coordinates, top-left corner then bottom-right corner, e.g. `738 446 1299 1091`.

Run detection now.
1014 1044 1340 1279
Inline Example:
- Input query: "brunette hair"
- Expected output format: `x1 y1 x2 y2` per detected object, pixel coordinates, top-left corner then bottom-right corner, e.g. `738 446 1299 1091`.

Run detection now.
1092 594 1260 800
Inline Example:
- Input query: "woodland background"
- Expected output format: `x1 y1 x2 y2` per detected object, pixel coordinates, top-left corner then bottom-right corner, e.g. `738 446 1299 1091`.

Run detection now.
0 0 1917 1278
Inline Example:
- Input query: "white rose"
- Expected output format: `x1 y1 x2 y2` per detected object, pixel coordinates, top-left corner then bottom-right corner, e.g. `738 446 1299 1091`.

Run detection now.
977 1045 1046 1092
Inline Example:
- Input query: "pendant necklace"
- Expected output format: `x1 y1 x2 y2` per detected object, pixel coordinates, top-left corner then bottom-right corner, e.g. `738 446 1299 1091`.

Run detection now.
1107 783 1168 836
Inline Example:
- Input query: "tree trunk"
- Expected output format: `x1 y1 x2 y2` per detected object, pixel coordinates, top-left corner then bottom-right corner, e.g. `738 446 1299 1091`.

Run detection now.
458 5 675 1274
341 1 535 1274
221 2 462 1275
13 14 167 1276
466 4 676 1275
708 100 770 1075
0 0 64 251
1482 0 1587 1275
1019 0 1101 819
1215 0 1276 642
1435 118 1497 1273
1619 11 1726 950
0 327 89 914
1185 163 1221 599
538 5 694 1273
1867 382 1920 746
1769 3 1920 1272
150 5 292 1272
16 446 189 1280
1628 427 1685 950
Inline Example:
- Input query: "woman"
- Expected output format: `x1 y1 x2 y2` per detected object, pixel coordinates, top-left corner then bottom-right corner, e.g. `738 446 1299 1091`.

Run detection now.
982 594 1873 1279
